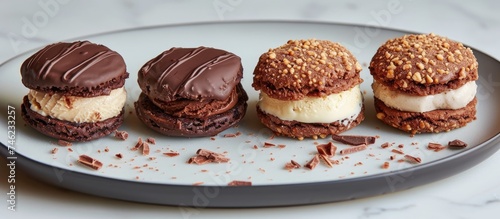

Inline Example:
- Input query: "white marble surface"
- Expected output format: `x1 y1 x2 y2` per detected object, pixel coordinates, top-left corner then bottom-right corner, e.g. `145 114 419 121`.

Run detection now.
1 0 500 218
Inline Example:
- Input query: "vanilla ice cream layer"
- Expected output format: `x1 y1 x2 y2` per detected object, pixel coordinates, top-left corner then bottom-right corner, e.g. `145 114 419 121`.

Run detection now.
373 81 476 113
258 86 363 123
28 87 127 123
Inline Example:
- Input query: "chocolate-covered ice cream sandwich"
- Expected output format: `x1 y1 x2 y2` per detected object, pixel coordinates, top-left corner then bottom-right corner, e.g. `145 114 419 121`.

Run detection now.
20 41 129 141
135 46 248 137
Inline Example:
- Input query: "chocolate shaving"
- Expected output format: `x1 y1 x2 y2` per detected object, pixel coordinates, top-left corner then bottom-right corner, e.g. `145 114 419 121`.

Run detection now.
115 153 123 159
319 154 334 168
404 155 422 164
316 142 337 157
305 154 320 170
50 148 58 154
339 144 367 155
223 133 237 138
188 149 230 165
284 160 302 170
448 139 467 148
227 180 252 186
428 142 446 152
142 142 150 155
380 142 390 148
164 152 180 157
131 137 143 151
391 149 404 154
114 131 129 140
146 137 156 145
332 134 376 146
57 139 72 146
78 155 103 170
263 142 275 148
382 162 390 169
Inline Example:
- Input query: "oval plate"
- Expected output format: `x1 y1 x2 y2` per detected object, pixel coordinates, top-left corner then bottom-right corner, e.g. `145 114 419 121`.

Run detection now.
1 21 499 207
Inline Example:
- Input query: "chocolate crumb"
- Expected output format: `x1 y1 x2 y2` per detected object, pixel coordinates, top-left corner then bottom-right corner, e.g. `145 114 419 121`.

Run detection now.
50 148 58 154
284 160 302 170
332 135 376 146
227 180 252 186
448 139 467 148
305 154 320 170
114 131 129 140
253 145 258 149
67 148 73 152
149 157 156 161
146 137 156 145
210 137 216 141
115 153 123 159
277 144 286 149
390 155 396 160
188 149 230 164
404 155 422 164
193 182 204 186
77 155 103 170
339 144 367 155
57 139 72 146
316 142 337 157
104 147 109 152
398 144 404 148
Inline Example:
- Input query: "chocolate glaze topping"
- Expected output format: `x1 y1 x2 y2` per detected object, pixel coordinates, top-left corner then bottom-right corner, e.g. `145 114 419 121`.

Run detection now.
21 41 127 92
138 47 243 102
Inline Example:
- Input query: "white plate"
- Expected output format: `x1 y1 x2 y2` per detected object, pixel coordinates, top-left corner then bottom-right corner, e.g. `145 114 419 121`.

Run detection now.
1 21 499 207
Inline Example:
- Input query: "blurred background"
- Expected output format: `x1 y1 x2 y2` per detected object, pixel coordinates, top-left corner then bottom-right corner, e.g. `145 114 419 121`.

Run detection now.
1 0 499 63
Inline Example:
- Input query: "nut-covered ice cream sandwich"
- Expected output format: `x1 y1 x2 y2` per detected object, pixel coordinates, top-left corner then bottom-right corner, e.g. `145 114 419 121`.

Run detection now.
253 39 365 140
369 33 478 134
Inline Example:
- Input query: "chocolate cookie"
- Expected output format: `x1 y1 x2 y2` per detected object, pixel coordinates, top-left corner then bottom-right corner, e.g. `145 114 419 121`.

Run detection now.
374 97 477 133
20 41 129 141
369 33 478 134
135 47 248 137
252 39 365 140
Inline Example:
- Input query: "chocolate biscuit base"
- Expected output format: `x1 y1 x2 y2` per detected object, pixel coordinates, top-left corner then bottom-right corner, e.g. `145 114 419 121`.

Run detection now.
135 85 248 137
374 97 476 134
256 105 365 140
21 96 125 142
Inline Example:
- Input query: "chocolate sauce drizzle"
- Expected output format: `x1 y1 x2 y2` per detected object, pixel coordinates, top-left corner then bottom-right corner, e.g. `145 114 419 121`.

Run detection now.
139 47 242 102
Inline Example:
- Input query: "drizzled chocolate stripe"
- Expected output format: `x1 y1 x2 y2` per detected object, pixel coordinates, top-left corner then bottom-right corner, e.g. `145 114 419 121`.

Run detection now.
63 50 117 83
155 47 208 93
39 41 91 80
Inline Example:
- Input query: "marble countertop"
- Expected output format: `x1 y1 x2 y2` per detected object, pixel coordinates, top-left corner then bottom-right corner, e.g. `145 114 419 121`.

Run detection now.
1 0 499 218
